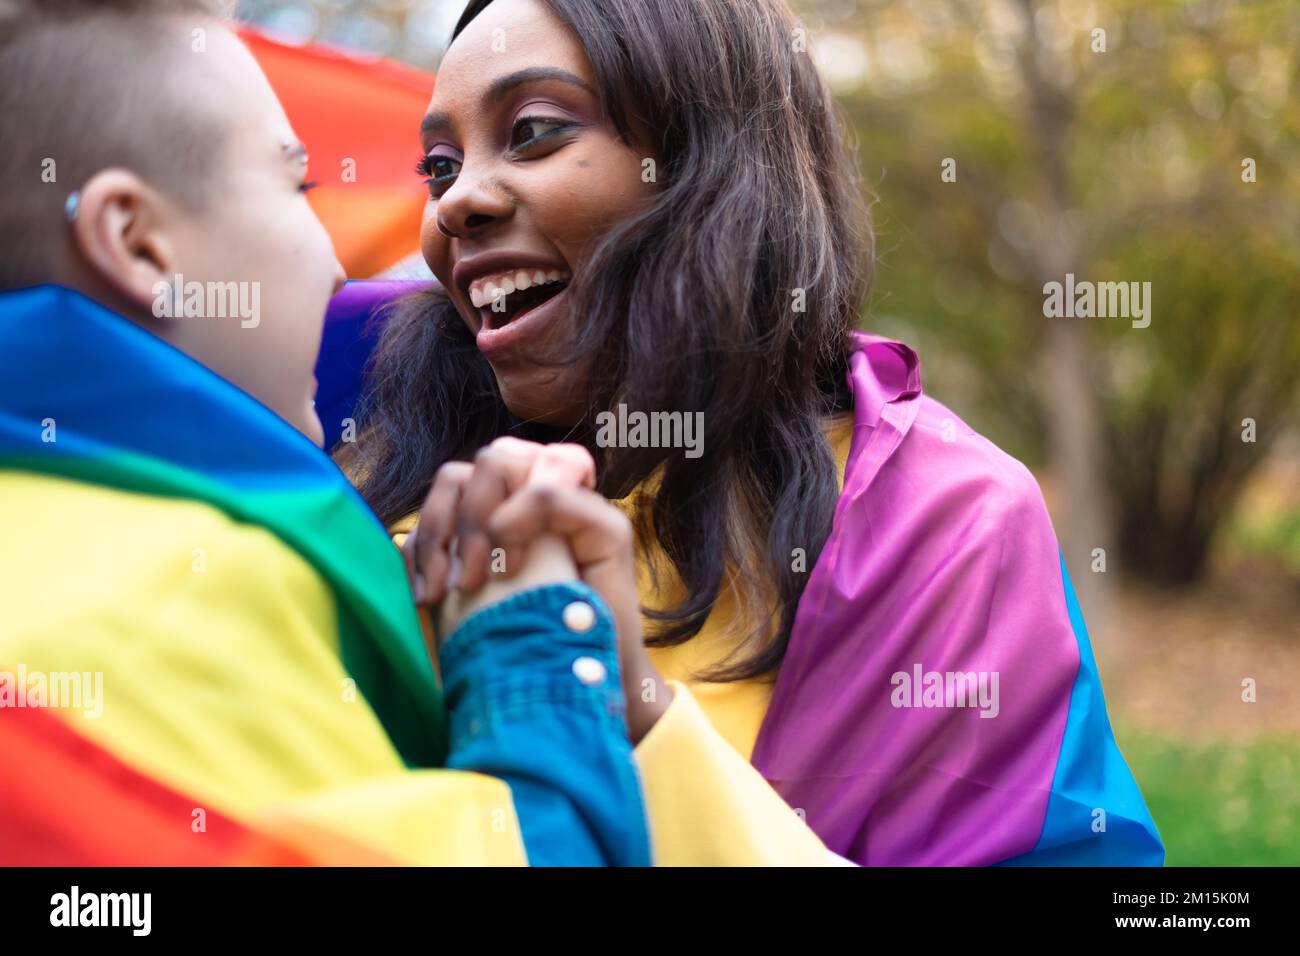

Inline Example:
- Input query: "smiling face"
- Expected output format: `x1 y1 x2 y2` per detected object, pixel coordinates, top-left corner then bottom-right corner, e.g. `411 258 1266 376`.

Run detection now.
419 0 657 426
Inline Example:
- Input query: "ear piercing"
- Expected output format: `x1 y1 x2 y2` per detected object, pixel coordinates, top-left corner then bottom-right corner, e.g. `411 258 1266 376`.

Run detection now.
64 190 81 223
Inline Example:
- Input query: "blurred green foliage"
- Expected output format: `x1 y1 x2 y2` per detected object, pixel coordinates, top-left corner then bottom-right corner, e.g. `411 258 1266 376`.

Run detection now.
1229 505 1300 574
798 0 1300 583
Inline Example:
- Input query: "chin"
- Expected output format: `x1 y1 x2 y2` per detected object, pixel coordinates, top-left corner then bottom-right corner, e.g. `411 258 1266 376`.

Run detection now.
498 385 586 429
494 365 590 429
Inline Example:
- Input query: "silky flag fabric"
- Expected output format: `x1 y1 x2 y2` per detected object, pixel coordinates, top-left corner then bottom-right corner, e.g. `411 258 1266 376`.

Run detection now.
750 334 1165 866
0 285 861 868
316 280 433 448
0 285 552 865
0 285 446 769
242 27 435 278
0 704 387 865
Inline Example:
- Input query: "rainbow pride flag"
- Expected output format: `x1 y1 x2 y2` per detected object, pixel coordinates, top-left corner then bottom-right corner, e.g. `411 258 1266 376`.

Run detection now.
0 285 539 865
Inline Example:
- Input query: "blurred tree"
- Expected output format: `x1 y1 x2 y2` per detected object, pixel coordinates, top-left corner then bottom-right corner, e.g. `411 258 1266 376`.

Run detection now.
248 0 1300 591
800 0 1300 594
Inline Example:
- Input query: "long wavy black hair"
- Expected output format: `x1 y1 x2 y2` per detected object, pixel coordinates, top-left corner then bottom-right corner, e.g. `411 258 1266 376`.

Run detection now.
349 0 872 681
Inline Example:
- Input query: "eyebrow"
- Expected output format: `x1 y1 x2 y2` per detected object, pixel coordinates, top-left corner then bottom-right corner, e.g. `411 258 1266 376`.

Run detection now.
420 67 596 140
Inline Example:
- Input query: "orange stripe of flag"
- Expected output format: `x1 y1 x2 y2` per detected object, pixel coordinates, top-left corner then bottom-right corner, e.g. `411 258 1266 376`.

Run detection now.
0 703 388 866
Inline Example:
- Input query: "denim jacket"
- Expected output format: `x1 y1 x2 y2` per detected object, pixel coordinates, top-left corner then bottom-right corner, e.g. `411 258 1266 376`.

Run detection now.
440 581 651 866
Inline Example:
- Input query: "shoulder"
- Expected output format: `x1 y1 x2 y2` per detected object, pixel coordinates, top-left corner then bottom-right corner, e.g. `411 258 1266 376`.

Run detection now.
833 334 1064 601
909 393 1048 532
837 388 1052 556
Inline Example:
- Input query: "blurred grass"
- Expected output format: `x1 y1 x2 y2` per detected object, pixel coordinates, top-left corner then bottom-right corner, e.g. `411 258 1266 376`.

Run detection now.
1117 726 1300 866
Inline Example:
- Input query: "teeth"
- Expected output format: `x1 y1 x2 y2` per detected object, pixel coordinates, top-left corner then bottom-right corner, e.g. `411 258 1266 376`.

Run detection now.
467 267 571 310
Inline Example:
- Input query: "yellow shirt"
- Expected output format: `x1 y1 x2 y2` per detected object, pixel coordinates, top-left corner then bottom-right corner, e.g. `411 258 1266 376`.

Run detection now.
625 413 856 761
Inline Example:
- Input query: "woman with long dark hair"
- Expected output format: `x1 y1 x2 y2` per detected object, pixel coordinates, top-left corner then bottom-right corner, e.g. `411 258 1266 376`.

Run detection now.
350 0 1163 866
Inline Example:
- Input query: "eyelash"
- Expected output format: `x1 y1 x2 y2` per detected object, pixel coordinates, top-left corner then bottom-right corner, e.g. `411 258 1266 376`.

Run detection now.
416 115 575 198
299 180 320 194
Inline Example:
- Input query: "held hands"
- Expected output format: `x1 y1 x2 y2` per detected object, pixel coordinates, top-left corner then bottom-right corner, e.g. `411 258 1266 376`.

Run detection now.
401 437 672 743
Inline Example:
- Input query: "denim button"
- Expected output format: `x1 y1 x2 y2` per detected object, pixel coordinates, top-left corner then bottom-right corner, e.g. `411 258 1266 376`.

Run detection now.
572 656 607 687
562 600 596 632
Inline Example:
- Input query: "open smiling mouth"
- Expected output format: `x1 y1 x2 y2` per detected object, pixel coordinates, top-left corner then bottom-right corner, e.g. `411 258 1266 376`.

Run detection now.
482 281 569 329
469 269 571 330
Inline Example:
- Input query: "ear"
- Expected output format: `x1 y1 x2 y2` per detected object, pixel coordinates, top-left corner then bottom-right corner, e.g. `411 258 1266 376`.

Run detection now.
71 169 177 315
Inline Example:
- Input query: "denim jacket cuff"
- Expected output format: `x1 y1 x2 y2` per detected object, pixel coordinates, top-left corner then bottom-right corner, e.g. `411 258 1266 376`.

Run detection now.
439 581 627 749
